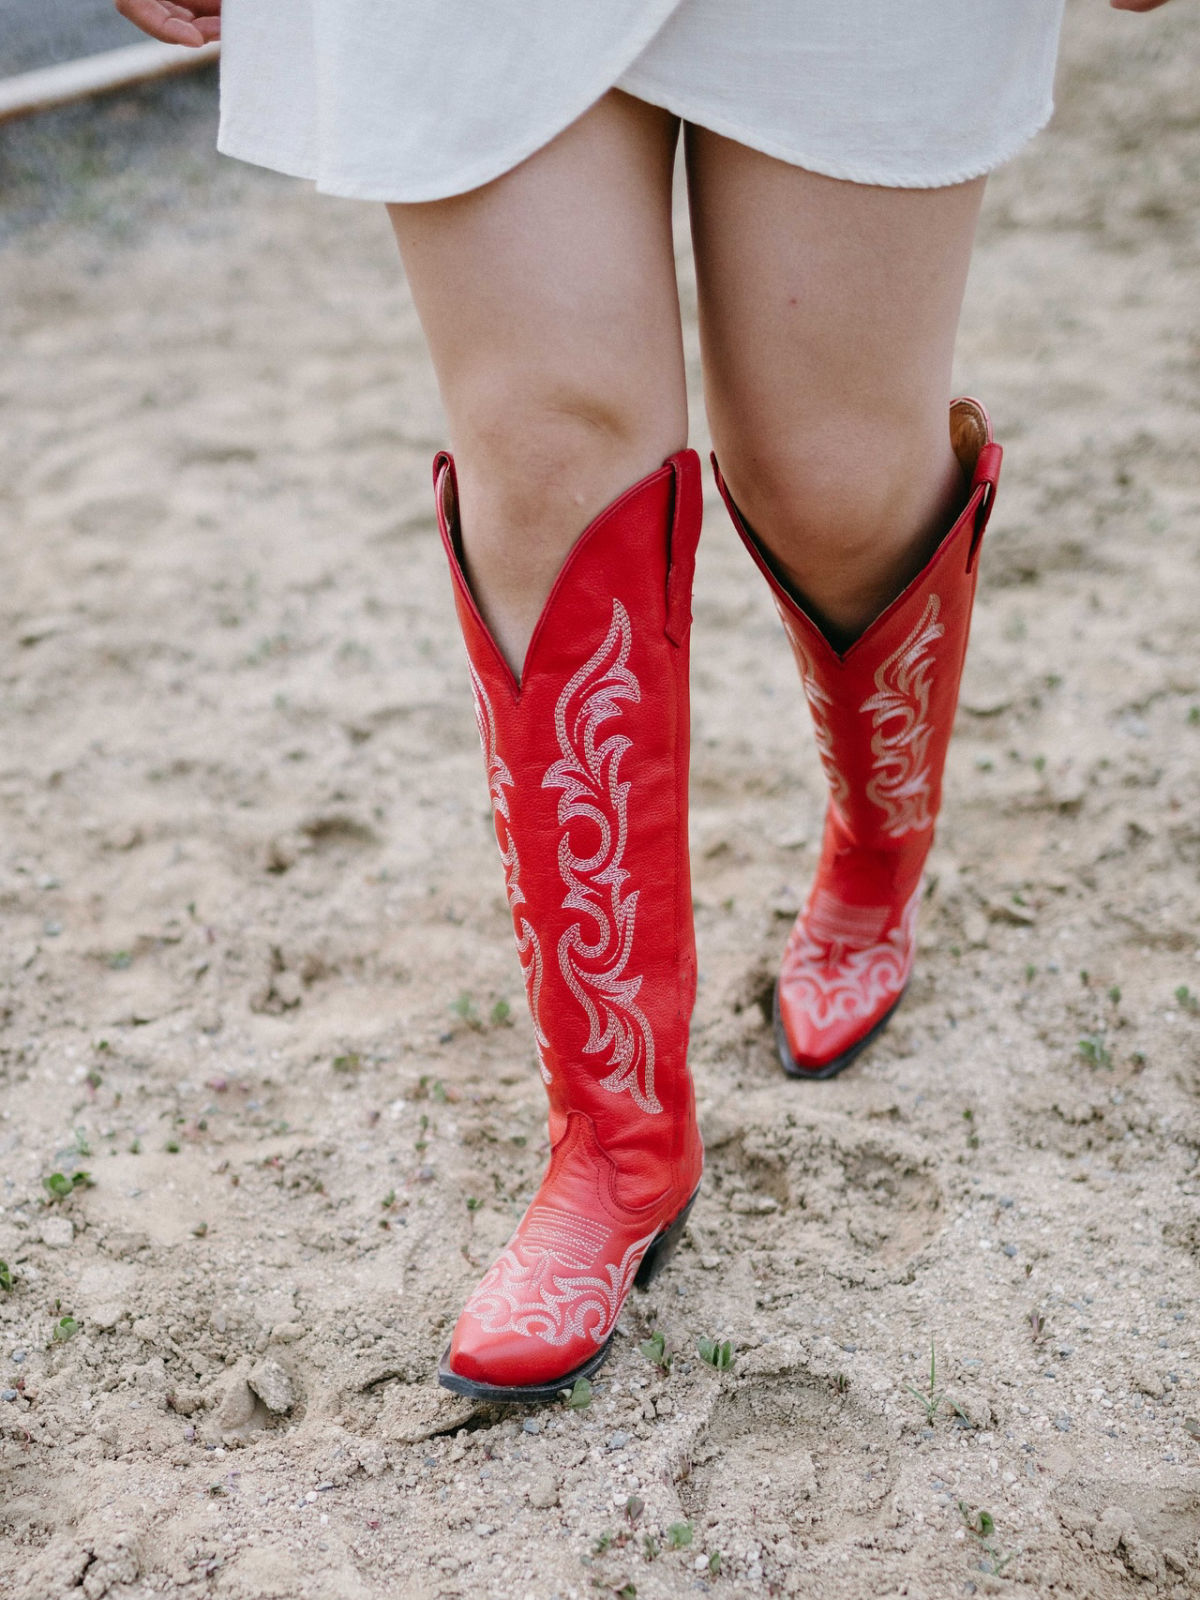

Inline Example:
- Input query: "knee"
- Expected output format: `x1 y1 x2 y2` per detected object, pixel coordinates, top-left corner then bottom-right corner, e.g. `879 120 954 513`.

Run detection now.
719 411 949 568
450 369 687 542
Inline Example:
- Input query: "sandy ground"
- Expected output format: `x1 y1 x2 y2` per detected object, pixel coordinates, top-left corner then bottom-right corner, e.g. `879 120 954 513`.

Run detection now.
2 5 1200 1598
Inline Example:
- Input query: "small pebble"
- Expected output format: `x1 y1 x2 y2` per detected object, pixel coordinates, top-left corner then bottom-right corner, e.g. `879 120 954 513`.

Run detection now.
39 1215 75 1249
522 1418 540 1435
1055 1415 1072 1432
1002 1245 1018 1258
11 1350 26 1363
606 1431 630 1451
43 921 63 937
248 1358 295 1414
2 1389 18 1402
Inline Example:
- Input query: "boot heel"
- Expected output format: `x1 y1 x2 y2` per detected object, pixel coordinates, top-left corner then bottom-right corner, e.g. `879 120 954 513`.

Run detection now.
634 1186 700 1290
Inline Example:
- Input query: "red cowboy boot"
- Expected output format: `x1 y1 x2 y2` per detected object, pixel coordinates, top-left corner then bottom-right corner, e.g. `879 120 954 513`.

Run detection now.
434 451 705 1400
714 398 1002 1078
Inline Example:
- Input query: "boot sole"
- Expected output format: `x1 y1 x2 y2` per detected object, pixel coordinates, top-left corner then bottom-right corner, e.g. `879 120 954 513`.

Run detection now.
773 981 906 1082
436 1184 701 1404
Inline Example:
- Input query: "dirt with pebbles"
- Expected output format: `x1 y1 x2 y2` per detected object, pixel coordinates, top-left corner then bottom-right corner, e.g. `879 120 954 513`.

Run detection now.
2 4 1200 1598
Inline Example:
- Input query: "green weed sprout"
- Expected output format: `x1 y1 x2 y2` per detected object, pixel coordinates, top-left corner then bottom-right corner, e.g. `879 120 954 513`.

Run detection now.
698 1336 734 1371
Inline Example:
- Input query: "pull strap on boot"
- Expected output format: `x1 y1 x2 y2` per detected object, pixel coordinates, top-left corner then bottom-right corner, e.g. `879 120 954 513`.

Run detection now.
435 451 705 1398
715 399 1002 1078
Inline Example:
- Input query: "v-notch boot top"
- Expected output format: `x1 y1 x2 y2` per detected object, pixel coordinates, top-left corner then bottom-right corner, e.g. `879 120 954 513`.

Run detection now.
715 398 1002 1079
434 450 705 1400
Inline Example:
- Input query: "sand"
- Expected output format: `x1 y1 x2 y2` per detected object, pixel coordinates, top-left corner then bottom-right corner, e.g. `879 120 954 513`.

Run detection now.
1 3 1199 1596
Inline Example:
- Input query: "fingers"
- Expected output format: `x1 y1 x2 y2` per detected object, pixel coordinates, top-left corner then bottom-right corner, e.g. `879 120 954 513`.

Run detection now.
113 0 220 46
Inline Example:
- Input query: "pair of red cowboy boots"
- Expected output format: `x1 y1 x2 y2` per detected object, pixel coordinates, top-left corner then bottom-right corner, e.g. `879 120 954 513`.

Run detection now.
435 400 1001 1400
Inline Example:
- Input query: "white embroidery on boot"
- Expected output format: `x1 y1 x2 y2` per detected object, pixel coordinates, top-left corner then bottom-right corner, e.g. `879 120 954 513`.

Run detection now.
468 662 551 1084
781 884 921 1033
464 1216 657 1348
860 596 944 838
777 607 851 814
543 601 660 1115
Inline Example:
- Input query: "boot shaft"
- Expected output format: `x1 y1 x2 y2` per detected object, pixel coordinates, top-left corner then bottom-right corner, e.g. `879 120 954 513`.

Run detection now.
435 451 703 1185
716 399 1002 854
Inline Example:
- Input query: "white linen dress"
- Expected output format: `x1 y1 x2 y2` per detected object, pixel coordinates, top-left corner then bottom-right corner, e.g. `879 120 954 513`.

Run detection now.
217 0 1067 202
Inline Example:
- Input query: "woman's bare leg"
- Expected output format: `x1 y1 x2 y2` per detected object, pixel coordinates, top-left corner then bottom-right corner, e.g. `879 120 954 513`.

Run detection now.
389 93 686 674
685 128 985 646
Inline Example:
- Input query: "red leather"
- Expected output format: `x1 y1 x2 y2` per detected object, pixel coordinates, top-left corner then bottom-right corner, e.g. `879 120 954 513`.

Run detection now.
435 452 704 1389
715 399 1001 1074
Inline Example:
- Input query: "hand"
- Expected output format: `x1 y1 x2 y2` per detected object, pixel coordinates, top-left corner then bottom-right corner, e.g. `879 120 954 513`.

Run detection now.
1110 0 1172 11
114 0 221 46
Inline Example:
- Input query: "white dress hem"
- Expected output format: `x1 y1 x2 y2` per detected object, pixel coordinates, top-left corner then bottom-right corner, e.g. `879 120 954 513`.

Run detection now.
219 92 1058 203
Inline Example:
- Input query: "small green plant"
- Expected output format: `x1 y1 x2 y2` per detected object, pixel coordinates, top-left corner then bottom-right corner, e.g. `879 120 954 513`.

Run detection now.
129 1138 141 1155
1108 985 1121 1005
1077 1034 1111 1069
958 1501 1015 1576
465 1195 482 1212
332 1052 362 1073
708 1552 722 1576
108 950 132 970
52 1315 78 1342
963 1107 979 1149
490 998 513 1027
381 1189 396 1210
666 1522 693 1551
563 1376 593 1410
451 993 483 1031
1176 985 1199 1015
1188 705 1200 726
698 1336 734 1371
832 1371 851 1395
638 1330 672 1374
1030 1308 1047 1342
624 1495 644 1526
613 1584 637 1600
73 1128 92 1158
1024 963 1037 983
165 1140 181 1154
1080 969 1090 986
42 1170 92 1202
592 1531 614 1556
415 1112 429 1152
0 1261 13 1292
904 1341 951 1424
641 1532 660 1562
85 1068 103 1091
